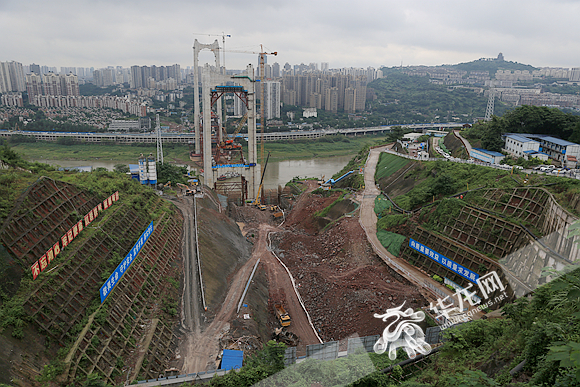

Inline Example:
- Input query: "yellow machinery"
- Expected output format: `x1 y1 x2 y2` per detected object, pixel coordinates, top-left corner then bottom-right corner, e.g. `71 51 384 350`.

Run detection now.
251 151 270 208
275 304 291 327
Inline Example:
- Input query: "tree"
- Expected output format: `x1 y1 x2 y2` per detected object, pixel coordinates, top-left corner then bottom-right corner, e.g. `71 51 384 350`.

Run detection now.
114 163 130 173
157 163 188 185
82 373 113 387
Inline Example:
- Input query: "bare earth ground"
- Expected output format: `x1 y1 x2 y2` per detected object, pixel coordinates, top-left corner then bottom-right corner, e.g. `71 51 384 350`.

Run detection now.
177 196 321 372
174 154 454 373
272 204 427 343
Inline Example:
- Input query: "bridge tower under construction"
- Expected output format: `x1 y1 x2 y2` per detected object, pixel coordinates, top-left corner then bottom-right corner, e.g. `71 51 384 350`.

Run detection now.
199 64 259 200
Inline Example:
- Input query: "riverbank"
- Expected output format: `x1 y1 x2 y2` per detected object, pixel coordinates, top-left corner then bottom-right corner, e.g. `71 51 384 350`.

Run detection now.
11 133 390 164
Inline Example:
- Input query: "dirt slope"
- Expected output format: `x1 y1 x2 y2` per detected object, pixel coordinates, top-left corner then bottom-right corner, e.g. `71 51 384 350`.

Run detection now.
271 185 428 343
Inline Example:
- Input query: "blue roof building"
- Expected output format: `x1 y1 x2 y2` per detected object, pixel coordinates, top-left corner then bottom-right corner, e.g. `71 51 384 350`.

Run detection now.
504 133 580 167
470 148 505 164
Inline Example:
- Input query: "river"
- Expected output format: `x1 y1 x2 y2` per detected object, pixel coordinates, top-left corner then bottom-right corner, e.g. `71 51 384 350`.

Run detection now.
29 155 354 189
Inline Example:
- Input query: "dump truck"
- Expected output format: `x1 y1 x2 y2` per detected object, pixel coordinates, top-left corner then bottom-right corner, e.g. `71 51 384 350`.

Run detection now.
275 304 291 327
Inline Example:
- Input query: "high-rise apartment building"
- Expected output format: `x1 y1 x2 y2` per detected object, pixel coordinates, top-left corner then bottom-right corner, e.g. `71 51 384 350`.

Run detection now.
272 62 280 78
129 65 180 89
0 61 26 92
62 73 80 96
344 87 357 114
0 62 12 93
233 94 247 116
25 72 79 101
325 87 338 113
263 81 281 119
26 73 43 100
30 63 41 75
43 73 61 95
570 68 580 83
279 66 377 113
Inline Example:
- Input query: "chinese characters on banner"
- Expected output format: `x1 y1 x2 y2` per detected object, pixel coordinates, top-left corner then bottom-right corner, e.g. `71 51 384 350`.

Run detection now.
409 238 479 283
99 221 154 303
30 191 119 280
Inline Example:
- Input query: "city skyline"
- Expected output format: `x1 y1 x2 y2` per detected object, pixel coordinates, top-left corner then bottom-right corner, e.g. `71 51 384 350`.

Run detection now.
2 1 580 71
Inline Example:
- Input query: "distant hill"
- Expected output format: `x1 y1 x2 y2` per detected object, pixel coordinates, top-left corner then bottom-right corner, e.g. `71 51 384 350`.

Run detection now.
381 57 537 77
368 72 510 123
443 58 537 75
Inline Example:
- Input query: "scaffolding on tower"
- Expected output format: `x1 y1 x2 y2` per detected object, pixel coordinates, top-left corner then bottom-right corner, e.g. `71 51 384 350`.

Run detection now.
485 89 495 121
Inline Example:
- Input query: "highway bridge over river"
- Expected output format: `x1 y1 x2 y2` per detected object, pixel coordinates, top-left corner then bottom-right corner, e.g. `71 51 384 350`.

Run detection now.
0 123 465 144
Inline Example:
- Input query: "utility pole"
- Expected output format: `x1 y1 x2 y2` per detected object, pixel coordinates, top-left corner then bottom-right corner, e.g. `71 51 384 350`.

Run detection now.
156 114 163 165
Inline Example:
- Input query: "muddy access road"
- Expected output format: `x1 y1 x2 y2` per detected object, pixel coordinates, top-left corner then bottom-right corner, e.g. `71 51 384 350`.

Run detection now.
175 196 319 373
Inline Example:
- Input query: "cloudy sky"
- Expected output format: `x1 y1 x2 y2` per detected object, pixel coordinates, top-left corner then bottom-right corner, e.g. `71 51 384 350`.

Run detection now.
2 0 580 71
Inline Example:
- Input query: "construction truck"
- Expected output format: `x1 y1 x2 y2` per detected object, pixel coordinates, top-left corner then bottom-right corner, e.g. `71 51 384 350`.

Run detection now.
275 304 291 327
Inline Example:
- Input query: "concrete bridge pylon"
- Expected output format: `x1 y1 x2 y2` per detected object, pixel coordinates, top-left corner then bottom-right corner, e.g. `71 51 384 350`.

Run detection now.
202 64 259 199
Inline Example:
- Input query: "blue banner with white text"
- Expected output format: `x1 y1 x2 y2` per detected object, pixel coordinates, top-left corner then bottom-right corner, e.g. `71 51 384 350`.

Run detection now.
409 238 479 283
100 221 154 303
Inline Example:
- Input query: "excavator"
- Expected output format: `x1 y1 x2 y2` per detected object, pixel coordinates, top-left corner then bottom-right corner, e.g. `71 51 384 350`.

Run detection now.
176 183 194 196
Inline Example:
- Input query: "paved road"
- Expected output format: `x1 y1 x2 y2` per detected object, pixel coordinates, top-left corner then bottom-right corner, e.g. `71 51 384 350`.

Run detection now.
454 130 473 155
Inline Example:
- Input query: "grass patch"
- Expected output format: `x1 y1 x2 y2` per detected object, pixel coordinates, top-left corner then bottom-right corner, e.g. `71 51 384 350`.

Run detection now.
377 214 408 230
376 229 407 256
374 152 411 181
374 194 393 215
391 160 518 210
13 142 192 164
438 136 450 154
256 133 391 162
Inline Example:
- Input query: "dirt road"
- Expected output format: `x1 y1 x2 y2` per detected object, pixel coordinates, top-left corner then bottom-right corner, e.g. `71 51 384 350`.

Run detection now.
359 146 457 304
176 197 320 372
173 197 204 372
261 228 322 353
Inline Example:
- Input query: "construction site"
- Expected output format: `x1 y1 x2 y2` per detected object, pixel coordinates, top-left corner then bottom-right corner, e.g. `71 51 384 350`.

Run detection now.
3 43 580 387
3 125 580 385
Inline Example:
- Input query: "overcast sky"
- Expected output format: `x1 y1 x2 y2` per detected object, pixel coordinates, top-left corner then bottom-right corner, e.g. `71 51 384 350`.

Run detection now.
2 0 580 71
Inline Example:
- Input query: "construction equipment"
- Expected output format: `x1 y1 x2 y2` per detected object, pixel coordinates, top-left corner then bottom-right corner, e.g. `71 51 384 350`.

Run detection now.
176 183 194 196
274 304 291 327
270 205 284 218
250 151 270 208
273 327 298 346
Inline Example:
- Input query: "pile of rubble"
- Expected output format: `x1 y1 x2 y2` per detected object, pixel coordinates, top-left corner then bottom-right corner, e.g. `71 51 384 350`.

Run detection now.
272 205 427 342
